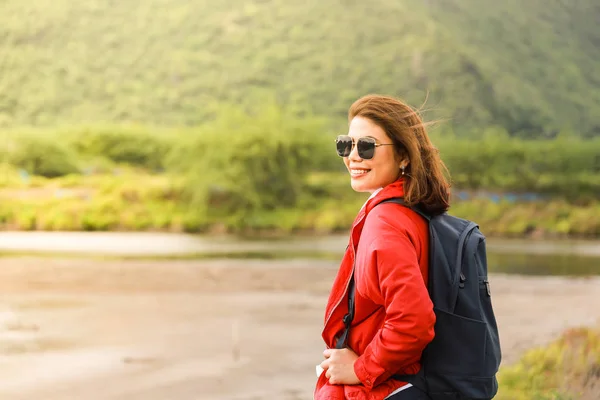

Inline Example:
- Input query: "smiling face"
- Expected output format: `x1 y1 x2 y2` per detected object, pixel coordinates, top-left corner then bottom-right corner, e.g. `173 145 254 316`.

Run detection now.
343 116 405 193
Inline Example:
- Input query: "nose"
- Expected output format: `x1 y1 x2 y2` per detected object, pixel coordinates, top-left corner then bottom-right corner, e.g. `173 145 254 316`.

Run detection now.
348 141 362 162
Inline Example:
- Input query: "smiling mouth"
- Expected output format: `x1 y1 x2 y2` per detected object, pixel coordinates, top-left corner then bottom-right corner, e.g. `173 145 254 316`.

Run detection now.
350 169 371 177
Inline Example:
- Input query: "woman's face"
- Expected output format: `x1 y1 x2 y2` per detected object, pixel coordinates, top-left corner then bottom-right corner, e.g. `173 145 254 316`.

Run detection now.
343 116 404 193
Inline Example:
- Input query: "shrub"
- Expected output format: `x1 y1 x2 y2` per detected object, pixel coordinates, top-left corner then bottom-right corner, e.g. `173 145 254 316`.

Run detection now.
497 327 600 400
167 103 333 225
67 126 171 170
1 132 80 177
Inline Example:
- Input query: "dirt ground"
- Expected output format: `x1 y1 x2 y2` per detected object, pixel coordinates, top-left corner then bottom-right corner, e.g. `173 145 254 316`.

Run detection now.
0 256 598 400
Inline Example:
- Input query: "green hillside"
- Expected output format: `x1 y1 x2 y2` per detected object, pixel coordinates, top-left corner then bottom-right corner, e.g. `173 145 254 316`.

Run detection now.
1 0 599 136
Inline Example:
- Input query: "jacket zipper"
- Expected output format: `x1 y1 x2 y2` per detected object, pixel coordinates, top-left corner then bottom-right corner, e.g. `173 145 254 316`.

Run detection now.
323 204 370 345
323 239 357 340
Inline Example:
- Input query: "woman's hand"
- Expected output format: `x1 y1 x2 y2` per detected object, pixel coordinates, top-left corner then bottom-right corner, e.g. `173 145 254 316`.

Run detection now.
319 348 361 385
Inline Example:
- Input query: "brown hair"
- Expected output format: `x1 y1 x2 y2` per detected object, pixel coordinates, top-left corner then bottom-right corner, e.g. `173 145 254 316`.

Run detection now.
349 94 451 215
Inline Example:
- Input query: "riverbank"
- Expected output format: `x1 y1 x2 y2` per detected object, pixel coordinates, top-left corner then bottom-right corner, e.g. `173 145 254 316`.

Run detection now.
1 190 599 239
0 257 598 399
0 166 599 239
1 231 600 257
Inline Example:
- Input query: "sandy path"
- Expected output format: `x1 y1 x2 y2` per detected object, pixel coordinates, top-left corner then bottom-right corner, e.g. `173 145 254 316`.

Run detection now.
0 257 598 400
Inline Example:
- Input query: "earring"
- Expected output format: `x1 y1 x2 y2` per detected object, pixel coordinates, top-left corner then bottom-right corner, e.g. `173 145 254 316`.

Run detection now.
401 165 405 176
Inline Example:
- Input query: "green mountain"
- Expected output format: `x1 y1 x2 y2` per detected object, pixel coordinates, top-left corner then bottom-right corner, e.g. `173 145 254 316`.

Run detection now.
1 0 599 136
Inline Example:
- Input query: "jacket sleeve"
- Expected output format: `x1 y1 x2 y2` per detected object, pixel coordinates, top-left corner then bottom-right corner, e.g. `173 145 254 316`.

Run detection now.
353 209 435 390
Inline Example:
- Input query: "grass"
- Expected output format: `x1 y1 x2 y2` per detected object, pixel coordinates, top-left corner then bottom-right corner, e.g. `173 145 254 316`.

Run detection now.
0 164 598 237
497 327 600 400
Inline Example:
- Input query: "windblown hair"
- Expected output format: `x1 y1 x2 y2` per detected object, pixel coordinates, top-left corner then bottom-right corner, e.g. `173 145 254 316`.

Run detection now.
349 94 451 215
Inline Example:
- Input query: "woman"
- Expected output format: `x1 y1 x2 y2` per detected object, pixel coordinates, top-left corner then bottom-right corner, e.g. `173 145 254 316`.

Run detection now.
315 94 451 400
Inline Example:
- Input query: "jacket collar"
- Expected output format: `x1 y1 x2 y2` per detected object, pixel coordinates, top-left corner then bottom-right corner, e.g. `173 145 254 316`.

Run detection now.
363 178 406 214
349 179 406 243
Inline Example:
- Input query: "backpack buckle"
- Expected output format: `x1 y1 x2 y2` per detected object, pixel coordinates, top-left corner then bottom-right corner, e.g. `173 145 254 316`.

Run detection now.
342 313 352 326
459 272 466 289
485 280 491 296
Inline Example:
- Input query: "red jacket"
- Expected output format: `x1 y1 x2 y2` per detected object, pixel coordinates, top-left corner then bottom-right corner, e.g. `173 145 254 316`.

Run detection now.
315 179 435 400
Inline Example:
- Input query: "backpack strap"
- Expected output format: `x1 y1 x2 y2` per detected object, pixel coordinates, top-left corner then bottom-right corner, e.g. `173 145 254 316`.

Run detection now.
376 197 431 389
335 271 355 349
379 197 432 221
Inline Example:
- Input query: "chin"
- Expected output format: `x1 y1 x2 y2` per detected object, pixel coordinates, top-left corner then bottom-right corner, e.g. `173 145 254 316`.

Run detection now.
350 180 373 193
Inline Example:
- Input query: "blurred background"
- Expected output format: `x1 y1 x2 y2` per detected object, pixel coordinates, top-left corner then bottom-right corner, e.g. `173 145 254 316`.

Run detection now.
0 1 598 399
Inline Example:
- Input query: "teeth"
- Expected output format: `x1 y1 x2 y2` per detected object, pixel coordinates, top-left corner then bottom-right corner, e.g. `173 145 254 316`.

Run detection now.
350 169 370 175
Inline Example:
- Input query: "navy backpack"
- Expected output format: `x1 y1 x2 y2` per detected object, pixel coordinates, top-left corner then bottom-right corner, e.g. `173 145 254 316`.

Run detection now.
338 197 502 400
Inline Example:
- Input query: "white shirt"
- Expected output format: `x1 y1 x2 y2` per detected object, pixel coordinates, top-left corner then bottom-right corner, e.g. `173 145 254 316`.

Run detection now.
360 187 383 212
368 187 383 201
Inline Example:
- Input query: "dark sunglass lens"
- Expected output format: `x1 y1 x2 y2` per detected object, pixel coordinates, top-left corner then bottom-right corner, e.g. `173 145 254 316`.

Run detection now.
335 136 353 157
357 137 376 159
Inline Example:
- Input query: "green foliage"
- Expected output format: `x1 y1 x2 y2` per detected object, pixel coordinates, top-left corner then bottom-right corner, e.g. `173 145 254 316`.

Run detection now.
450 198 600 238
0 111 598 235
0 131 79 177
167 103 332 226
497 327 600 400
1 0 600 136
0 168 187 232
0 163 29 187
437 134 600 197
64 126 172 170
0 165 598 236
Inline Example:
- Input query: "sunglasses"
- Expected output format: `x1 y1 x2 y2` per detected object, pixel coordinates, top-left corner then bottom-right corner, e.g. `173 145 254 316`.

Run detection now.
335 135 394 160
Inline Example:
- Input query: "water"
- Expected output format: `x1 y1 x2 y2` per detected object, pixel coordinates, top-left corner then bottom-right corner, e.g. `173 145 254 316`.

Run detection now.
487 252 600 276
485 239 600 276
0 232 598 276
